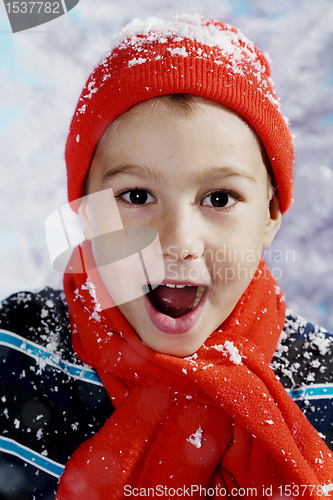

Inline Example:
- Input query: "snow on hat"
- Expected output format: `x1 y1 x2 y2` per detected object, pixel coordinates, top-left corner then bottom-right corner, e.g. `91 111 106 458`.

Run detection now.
66 14 294 213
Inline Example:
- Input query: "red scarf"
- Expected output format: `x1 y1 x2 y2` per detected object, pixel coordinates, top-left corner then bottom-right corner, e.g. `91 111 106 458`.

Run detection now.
57 242 333 499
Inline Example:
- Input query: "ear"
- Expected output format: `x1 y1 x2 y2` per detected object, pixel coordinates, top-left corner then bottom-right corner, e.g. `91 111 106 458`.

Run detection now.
78 197 92 240
263 194 282 248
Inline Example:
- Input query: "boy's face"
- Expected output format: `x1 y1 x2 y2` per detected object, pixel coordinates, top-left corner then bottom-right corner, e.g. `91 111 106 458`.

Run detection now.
79 97 281 357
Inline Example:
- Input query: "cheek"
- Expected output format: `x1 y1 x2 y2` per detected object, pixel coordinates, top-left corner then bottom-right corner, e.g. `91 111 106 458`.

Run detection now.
208 215 266 255
117 299 146 329
206 221 266 290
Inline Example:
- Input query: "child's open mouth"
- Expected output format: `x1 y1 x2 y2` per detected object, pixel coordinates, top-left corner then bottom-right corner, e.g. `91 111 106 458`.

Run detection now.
143 283 209 335
147 284 206 318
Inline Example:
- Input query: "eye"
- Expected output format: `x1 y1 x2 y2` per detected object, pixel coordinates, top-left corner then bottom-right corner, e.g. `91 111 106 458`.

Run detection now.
118 189 156 205
201 190 238 209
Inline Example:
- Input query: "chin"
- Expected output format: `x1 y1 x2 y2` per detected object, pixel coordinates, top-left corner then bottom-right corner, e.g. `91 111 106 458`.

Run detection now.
143 333 204 358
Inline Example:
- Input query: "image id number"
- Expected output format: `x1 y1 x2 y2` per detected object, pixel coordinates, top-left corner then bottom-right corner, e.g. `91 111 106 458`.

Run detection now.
278 485 330 497
5 2 60 14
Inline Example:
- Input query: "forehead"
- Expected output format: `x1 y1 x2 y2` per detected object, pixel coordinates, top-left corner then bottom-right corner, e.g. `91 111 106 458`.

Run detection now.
95 96 259 157
87 96 269 192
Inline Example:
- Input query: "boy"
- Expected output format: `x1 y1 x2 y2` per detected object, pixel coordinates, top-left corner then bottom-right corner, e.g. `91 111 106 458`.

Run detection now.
1 14 333 499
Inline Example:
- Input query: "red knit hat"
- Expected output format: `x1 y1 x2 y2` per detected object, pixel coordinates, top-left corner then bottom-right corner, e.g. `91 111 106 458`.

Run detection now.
66 14 294 213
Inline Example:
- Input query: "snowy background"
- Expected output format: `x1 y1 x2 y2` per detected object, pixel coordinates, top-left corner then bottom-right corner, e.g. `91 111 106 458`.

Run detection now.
0 0 332 329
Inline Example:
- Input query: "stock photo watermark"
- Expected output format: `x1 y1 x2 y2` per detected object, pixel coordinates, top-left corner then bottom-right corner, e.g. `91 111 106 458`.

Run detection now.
3 0 80 32
123 484 333 497
45 188 296 310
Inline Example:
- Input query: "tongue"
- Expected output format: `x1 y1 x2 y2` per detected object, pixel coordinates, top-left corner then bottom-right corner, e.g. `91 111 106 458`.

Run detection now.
150 285 197 318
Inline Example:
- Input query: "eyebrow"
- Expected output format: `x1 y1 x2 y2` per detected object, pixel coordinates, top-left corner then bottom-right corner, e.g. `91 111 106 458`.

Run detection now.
103 163 257 185
194 166 257 185
103 164 164 184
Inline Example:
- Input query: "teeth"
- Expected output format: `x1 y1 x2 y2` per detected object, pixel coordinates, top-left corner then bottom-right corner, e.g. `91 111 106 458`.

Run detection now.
165 284 187 288
192 286 206 310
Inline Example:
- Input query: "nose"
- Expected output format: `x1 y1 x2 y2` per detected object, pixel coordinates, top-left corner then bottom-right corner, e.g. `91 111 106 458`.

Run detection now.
158 204 205 261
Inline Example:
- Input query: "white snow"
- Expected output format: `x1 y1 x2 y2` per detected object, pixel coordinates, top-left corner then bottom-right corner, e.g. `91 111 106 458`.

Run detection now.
81 277 102 321
212 341 242 364
308 331 331 355
128 57 147 67
40 308 49 318
78 103 87 114
187 426 203 449
36 428 43 440
323 484 333 495
36 357 48 374
113 14 253 62
84 80 98 99
167 47 189 57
